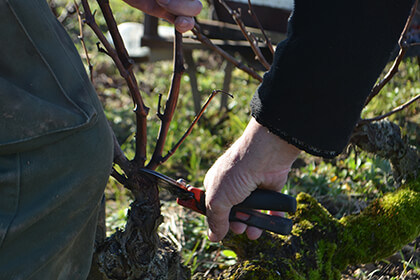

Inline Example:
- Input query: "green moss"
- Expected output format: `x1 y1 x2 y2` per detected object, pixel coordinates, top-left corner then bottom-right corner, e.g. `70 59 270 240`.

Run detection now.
294 193 334 226
237 261 276 280
291 219 314 236
282 264 306 280
313 240 340 280
336 187 420 267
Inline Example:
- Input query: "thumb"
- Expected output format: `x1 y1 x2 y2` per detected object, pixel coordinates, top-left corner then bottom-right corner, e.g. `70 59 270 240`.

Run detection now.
206 204 231 242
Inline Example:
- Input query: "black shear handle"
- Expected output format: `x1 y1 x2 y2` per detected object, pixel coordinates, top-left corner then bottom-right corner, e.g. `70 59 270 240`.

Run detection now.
229 207 293 235
237 189 297 213
178 187 296 235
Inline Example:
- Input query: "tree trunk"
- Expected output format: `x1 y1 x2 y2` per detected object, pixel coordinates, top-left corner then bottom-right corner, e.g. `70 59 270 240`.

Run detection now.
94 168 190 280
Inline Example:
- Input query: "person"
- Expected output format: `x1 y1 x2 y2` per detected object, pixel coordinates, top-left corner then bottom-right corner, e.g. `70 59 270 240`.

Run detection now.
204 0 417 242
0 0 201 279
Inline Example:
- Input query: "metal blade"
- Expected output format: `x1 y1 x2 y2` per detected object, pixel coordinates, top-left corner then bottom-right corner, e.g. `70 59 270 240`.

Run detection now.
139 168 194 200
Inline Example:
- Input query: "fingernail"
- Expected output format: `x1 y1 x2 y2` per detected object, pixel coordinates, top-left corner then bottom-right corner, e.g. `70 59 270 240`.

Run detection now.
207 228 213 240
207 228 217 242
178 18 189 27
175 18 193 33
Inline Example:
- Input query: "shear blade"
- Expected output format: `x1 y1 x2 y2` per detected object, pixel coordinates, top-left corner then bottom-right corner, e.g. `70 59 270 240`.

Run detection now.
139 168 194 200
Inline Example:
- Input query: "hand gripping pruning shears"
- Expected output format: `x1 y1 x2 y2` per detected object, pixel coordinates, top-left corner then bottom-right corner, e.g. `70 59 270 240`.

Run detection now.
139 168 297 235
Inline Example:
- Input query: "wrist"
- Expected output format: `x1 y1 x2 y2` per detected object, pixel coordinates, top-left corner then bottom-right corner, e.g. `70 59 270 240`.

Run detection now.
234 118 301 171
217 118 301 189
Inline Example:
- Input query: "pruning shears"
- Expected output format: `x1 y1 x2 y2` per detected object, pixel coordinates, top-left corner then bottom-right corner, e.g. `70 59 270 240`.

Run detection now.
139 168 297 235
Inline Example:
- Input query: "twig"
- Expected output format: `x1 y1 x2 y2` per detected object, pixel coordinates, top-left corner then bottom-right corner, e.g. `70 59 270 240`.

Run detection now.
96 0 133 70
365 0 419 106
112 130 130 172
218 0 270 70
81 1 118 64
157 93 164 118
147 30 185 170
359 93 420 123
111 167 129 186
95 0 149 166
74 1 93 82
96 42 109 56
247 0 274 55
81 0 149 166
161 90 233 163
192 24 263 82
81 0 144 110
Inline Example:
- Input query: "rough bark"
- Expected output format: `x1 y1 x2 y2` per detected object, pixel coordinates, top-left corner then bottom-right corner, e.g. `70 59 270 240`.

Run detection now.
351 120 420 183
95 168 190 280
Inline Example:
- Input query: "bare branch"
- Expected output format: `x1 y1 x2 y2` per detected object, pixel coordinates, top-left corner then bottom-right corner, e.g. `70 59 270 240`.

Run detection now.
81 1 126 78
96 42 109 56
247 0 274 55
147 30 185 170
192 24 263 82
81 0 149 166
218 0 271 70
161 90 233 163
365 0 419 106
96 0 133 70
112 130 130 172
95 0 150 166
157 93 164 119
81 0 145 111
111 167 129 186
360 93 420 123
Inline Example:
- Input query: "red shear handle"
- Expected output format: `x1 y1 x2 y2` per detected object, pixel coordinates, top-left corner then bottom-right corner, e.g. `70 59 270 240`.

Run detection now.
177 186 206 215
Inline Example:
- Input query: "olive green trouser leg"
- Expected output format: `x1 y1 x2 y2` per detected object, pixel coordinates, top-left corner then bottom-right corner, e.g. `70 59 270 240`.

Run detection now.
0 114 113 280
0 0 114 278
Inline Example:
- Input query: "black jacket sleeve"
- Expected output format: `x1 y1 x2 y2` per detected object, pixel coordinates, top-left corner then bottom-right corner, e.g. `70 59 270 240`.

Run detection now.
251 0 415 158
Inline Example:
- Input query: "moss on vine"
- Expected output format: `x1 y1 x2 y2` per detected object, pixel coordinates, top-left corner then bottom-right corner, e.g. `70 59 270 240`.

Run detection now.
216 176 420 279
336 182 420 268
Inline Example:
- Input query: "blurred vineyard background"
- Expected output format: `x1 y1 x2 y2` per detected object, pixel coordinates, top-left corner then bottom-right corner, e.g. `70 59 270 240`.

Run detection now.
50 1 420 278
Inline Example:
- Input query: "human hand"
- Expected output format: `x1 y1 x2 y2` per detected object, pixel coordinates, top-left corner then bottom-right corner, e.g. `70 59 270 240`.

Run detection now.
204 118 301 242
123 0 202 33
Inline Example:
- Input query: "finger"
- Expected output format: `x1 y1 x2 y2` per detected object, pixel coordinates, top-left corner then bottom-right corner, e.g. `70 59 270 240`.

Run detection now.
156 0 202 17
229 210 249 234
246 226 263 240
229 222 247 235
174 16 195 33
